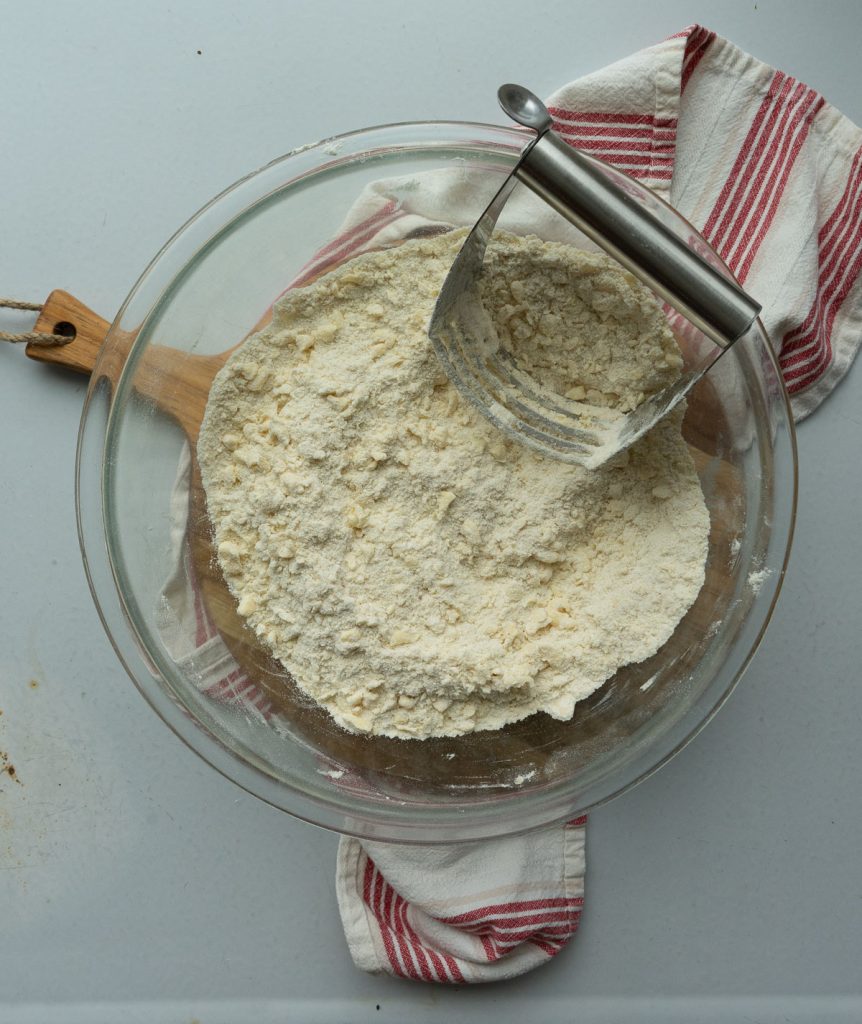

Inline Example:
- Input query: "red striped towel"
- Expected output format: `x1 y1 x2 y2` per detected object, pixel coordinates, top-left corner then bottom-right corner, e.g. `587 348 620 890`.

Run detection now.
546 24 862 413
157 24 862 985
337 821 586 982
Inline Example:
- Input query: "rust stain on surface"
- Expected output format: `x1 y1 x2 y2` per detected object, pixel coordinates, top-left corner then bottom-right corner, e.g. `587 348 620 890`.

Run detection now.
0 750 22 786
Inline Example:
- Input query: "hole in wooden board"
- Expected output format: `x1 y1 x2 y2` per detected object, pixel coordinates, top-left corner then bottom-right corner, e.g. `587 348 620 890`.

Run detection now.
53 321 77 340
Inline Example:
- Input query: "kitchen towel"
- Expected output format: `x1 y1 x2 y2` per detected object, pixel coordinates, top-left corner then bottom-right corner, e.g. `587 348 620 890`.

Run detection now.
337 818 586 983
157 24 862 984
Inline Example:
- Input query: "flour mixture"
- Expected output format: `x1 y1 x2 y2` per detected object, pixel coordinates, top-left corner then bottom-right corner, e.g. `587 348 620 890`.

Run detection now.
198 231 709 739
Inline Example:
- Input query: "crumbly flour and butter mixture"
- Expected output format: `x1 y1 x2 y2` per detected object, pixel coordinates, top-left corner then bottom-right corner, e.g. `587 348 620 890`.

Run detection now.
198 231 709 739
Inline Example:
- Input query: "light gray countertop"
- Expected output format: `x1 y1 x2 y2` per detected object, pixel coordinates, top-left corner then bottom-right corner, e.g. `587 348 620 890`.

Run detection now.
1 1 860 1020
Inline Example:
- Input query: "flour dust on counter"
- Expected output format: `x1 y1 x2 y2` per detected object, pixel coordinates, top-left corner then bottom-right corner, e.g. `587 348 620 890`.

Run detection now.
198 230 709 739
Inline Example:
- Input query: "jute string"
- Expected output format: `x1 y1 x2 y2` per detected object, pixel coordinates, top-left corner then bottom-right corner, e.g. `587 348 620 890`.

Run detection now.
0 299 73 346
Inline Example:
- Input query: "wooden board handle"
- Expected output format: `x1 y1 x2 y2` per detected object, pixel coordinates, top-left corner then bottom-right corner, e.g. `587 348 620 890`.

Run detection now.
25 290 111 375
24 287 233 443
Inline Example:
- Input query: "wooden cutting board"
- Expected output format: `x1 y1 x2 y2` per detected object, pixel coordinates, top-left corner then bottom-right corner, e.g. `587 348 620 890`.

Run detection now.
27 289 745 791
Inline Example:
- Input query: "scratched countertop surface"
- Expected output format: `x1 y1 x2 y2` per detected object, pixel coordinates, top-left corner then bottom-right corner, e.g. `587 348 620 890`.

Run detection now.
1 1 861 1021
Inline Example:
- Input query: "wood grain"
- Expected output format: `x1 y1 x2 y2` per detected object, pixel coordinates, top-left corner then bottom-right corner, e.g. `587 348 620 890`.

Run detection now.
28 290 231 443
26 290 110 375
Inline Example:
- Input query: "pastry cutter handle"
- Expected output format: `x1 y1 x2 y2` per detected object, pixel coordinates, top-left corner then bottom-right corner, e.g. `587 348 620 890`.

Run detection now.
498 84 761 348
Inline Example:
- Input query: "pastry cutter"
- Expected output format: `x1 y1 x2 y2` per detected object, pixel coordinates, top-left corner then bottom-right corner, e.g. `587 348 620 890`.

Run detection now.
428 84 762 468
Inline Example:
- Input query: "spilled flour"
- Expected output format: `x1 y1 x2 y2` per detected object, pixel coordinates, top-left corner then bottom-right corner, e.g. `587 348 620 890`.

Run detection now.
198 231 709 739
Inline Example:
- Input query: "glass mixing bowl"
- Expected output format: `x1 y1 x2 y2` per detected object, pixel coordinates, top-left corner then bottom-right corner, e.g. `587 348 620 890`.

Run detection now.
76 122 797 843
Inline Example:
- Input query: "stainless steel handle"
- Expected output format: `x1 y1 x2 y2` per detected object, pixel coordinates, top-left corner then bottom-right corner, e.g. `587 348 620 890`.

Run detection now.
499 84 761 347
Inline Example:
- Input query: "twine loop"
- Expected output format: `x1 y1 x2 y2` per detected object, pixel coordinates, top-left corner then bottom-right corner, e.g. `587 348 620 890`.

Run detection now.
0 298 74 346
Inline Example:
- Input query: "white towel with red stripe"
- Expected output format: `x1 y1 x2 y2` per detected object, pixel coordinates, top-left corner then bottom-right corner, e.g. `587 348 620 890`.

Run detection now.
554 23 862 414
337 819 586 983
157 24 862 986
